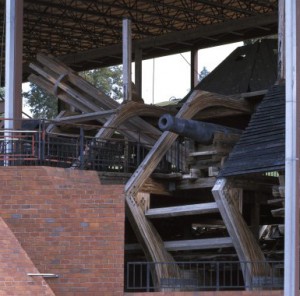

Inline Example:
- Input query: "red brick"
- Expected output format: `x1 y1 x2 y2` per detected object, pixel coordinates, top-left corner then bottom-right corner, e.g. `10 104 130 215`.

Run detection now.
0 166 125 296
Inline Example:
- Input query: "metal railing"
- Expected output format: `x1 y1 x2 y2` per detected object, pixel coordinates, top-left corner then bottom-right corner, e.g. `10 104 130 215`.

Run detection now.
0 119 188 174
126 261 284 292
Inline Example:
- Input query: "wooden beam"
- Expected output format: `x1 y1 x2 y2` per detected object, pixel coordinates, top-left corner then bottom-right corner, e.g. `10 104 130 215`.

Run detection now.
141 177 172 196
95 100 164 141
191 49 198 89
125 91 251 197
212 178 270 283
176 177 216 190
145 202 218 219
60 14 277 66
125 237 233 252
30 54 162 145
53 109 117 123
135 47 143 98
165 237 233 251
124 91 252 284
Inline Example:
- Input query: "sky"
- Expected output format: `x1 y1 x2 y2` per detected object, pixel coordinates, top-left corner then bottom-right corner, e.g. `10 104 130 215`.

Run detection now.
139 42 243 104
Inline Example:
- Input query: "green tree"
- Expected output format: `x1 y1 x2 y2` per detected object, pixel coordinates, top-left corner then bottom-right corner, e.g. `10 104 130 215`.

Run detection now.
23 83 58 119
80 66 123 101
199 67 210 81
0 87 4 101
24 65 123 119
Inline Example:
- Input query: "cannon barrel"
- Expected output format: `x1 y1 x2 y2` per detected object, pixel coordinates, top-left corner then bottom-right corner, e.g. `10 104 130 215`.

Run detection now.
158 114 241 145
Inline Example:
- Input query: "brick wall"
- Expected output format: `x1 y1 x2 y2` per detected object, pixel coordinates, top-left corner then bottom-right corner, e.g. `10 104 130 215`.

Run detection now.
0 167 125 296
0 217 55 295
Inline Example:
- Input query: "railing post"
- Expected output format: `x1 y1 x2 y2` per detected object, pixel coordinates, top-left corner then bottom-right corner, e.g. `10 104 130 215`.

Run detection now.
216 261 220 291
38 119 41 160
41 120 45 161
176 139 180 172
146 262 150 292
79 127 84 169
137 132 141 166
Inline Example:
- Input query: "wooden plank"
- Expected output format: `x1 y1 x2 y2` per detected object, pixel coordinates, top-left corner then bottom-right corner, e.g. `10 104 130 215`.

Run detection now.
189 150 217 157
54 109 117 123
95 100 164 142
124 91 252 283
165 237 233 251
145 202 218 219
125 237 233 252
177 177 216 190
125 90 251 196
29 74 92 113
271 208 284 217
212 178 270 282
35 54 163 144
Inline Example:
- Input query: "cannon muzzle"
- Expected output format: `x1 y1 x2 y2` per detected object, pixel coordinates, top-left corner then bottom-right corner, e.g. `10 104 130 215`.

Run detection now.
158 114 241 145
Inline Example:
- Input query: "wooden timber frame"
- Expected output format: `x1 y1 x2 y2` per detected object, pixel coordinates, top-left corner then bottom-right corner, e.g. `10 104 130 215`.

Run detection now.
212 178 270 288
29 53 266 289
124 89 253 288
29 54 162 146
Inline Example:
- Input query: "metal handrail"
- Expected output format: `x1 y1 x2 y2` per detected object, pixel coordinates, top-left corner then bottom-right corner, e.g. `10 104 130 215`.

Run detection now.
126 261 284 292
0 120 188 173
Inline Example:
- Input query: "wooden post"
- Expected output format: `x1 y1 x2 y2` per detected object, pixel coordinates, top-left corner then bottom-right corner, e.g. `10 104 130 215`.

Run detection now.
191 49 199 89
123 18 132 102
212 178 269 287
135 47 142 98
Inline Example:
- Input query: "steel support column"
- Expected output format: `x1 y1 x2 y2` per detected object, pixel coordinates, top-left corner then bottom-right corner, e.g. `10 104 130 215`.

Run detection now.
5 0 23 129
284 0 300 295
123 18 132 102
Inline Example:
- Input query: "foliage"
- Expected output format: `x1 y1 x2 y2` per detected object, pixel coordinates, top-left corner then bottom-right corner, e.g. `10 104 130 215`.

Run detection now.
199 66 210 81
24 65 123 119
0 87 4 100
80 66 123 101
23 83 58 119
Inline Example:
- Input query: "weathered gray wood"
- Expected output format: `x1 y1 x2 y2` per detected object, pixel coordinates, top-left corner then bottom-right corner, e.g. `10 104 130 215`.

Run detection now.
165 237 233 251
30 54 162 145
54 109 116 123
212 178 270 282
271 208 284 217
177 177 216 190
95 100 164 141
189 150 217 157
125 237 233 252
146 202 218 219
29 74 92 113
124 91 252 285
125 90 251 196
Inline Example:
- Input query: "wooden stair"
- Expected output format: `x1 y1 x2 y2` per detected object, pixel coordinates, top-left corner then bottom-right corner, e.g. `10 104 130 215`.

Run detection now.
145 202 219 219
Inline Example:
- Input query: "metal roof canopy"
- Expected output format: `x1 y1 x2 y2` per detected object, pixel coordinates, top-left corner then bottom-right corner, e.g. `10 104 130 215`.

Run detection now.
0 0 278 83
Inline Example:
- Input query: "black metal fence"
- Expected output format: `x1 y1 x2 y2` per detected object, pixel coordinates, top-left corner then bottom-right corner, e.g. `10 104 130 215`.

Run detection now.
126 261 284 292
0 120 188 174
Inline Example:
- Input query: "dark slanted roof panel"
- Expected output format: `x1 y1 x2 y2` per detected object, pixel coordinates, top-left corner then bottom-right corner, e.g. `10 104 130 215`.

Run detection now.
220 84 285 177
196 39 278 95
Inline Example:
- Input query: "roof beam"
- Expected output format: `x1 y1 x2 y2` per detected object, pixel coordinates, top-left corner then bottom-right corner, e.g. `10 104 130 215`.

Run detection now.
60 13 277 66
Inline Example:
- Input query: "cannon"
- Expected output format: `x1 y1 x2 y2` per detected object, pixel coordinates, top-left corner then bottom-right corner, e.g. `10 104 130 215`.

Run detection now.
158 114 242 145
